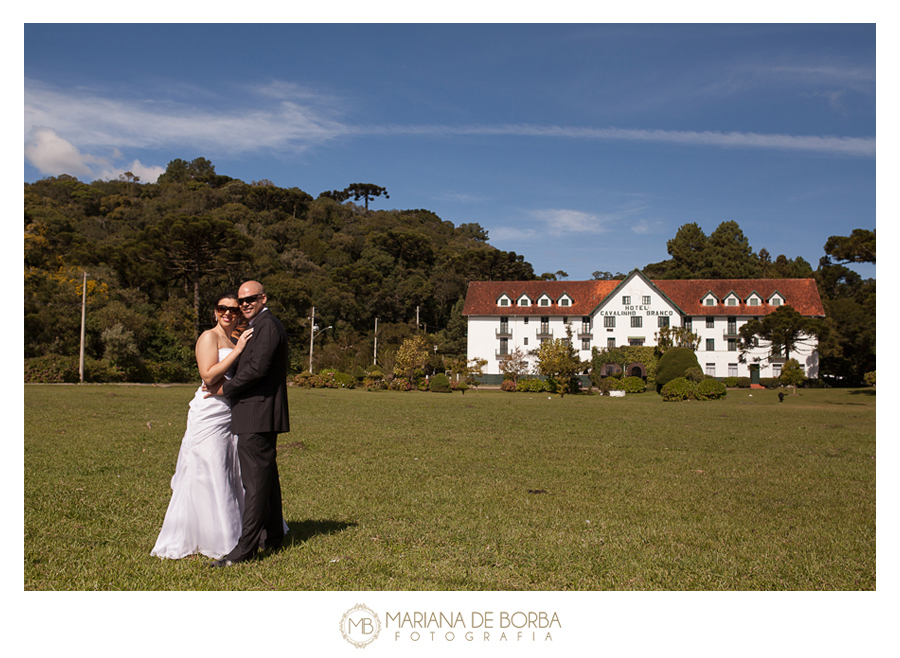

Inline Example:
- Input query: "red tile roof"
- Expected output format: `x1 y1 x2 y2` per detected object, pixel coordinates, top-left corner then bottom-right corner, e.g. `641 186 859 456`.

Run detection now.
463 276 825 317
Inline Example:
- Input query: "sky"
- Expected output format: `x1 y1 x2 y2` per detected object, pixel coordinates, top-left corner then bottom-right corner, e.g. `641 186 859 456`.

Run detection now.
23 23 877 282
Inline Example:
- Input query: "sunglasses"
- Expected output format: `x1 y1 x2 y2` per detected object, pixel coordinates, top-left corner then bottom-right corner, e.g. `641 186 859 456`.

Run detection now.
216 305 240 315
238 294 263 306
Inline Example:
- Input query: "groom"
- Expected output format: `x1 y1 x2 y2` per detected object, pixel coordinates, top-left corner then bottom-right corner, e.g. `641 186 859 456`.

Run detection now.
208 280 289 567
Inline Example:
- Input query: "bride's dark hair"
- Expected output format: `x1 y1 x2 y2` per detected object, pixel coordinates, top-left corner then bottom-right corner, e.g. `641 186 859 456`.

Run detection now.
212 291 238 325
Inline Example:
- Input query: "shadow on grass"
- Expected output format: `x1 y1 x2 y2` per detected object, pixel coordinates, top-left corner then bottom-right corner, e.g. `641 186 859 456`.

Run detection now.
284 519 356 547
847 388 876 396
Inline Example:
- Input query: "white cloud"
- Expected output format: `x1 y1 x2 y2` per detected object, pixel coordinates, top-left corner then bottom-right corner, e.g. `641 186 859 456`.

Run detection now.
532 209 611 235
24 127 107 177
25 79 346 155
98 160 167 184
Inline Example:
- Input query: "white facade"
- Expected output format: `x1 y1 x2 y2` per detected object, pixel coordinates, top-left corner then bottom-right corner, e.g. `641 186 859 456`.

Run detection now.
464 270 822 380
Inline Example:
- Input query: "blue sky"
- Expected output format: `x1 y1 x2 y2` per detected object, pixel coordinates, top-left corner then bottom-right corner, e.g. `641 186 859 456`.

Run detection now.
24 23 876 280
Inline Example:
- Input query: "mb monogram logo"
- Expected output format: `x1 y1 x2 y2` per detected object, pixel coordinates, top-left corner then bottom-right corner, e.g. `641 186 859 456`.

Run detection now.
340 604 382 648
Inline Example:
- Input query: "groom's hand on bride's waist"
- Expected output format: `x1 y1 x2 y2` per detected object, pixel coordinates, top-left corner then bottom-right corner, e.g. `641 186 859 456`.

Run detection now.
202 380 225 398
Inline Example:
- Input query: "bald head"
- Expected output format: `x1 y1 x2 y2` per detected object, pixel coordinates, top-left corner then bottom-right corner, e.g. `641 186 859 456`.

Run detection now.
238 280 267 320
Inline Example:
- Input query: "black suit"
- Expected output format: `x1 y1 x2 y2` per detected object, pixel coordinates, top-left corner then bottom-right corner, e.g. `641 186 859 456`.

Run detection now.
222 309 289 562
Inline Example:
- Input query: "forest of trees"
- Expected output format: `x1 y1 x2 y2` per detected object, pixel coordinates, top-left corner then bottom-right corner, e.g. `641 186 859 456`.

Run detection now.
23 158 875 385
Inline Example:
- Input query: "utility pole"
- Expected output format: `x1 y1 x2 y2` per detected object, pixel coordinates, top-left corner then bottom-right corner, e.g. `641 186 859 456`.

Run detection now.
308 306 316 374
79 271 86 383
373 317 378 365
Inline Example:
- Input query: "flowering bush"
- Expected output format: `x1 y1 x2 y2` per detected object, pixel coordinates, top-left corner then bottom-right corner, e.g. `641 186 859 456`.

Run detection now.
500 379 518 392
390 377 413 392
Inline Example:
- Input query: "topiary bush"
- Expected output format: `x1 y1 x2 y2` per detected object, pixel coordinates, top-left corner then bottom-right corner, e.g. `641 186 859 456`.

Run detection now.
655 347 702 393
620 376 647 393
696 378 727 400
684 366 704 383
429 372 452 393
735 377 751 388
596 377 624 396
660 377 697 401
724 376 739 388
500 379 517 392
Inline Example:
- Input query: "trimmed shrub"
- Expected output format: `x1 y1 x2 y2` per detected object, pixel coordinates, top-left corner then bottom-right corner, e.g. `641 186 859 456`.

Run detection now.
517 378 550 393
660 377 697 402
684 367 704 383
696 378 727 400
429 373 452 393
596 376 624 396
724 376 739 388
333 372 355 388
620 376 647 393
735 377 752 388
760 377 780 389
500 379 517 392
655 347 702 393
24 355 128 384
454 381 469 394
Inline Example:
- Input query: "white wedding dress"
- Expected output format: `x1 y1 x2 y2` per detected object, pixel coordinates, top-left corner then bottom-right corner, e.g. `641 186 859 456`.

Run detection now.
151 348 244 559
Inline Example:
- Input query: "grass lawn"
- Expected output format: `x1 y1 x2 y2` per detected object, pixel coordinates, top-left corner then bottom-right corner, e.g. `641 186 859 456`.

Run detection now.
24 384 875 590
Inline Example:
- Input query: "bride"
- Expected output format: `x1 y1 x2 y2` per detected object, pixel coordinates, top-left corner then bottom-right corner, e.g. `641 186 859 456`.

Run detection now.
151 292 253 559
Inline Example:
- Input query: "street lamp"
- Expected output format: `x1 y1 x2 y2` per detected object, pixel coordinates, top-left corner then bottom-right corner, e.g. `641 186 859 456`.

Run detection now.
309 323 332 374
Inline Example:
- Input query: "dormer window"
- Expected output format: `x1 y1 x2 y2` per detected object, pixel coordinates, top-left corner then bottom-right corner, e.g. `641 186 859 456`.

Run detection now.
727 298 737 306
558 294 572 307
499 298 509 307
518 296 531 307
749 297 760 307
705 298 715 306
539 296 551 307
769 293 784 307
497 294 512 307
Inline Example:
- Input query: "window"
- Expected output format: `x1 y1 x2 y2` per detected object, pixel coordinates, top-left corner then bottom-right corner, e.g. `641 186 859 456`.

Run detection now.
500 298 509 307
582 317 591 334
773 363 782 377
561 298 570 307
684 317 693 332
523 337 528 346
706 338 715 351
499 338 509 355
523 316 529 324
540 317 550 335
706 363 716 377
658 316 670 328
728 339 736 352
749 297 759 306
642 296 651 305
727 317 737 335
631 316 642 328
540 298 550 307
520 298 530 307
499 317 509 334
622 296 631 305
629 338 645 346
727 298 737 306
607 337 616 348
705 298 715 306
706 316 715 329
604 316 615 328
772 298 782 306
728 363 738 378
581 339 590 351
562 317 568 325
